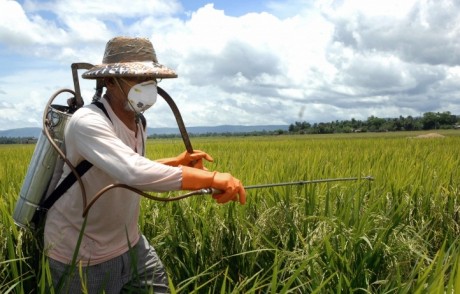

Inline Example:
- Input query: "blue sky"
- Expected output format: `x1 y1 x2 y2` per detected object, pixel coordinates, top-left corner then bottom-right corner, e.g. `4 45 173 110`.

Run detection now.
1 0 460 130
181 0 269 17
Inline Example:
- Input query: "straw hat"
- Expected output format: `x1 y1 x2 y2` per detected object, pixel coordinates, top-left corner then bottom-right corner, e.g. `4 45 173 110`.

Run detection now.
82 36 177 79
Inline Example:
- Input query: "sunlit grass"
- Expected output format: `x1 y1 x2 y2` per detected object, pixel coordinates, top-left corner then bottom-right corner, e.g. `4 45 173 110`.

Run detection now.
2 130 460 292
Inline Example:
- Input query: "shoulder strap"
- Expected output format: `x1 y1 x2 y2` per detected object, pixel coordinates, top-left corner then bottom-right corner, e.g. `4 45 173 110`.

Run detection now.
40 160 93 210
93 101 112 123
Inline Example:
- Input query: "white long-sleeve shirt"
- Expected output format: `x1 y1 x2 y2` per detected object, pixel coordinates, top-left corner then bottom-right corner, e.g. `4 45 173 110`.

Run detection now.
44 97 182 265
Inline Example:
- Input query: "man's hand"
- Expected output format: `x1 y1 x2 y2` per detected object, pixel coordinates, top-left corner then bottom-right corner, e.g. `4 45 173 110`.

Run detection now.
211 172 246 204
157 150 213 169
181 166 246 205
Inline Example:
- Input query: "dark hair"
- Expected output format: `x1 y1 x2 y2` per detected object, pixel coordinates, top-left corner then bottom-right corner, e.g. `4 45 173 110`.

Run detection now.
92 79 105 102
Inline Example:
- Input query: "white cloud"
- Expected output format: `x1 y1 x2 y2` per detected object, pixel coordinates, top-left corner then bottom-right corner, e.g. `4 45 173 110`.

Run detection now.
0 0 66 46
1 0 460 131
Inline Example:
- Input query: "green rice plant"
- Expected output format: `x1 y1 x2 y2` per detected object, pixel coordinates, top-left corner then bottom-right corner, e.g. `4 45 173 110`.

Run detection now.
2 131 460 292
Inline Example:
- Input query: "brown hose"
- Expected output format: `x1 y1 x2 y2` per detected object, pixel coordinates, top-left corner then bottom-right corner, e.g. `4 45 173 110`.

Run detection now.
82 87 199 217
46 64 198 218
43 89 88 210
82 184 204 217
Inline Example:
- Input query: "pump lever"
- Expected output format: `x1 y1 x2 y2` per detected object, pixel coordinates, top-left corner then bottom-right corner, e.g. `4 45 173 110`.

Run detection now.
157 86 198 167
71 63 94 109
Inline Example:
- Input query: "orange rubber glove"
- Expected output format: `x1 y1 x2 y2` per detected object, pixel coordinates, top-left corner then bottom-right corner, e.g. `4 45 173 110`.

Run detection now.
181 166 246 204
157 150 213 169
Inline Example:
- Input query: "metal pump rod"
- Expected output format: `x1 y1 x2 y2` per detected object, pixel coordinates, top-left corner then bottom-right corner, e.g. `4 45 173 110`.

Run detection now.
71 63 94 108
65 63 200 217
71 63 195 154
157 86 194 153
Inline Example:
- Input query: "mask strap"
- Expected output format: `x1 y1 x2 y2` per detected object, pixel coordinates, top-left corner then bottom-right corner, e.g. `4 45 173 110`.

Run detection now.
114 78 138 115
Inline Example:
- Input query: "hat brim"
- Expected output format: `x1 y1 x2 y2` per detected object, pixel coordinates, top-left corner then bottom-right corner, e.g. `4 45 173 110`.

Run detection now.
82 61 177 79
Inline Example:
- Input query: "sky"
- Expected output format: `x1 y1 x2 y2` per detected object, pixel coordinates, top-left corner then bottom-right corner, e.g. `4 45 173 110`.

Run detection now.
1 0 460 131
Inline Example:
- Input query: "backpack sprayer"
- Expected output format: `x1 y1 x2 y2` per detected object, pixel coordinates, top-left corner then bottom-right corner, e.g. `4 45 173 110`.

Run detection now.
13 63 374 228
12 86 74 229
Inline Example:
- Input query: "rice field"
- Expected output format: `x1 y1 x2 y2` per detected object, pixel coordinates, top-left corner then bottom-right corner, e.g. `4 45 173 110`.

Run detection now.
1 130 460 293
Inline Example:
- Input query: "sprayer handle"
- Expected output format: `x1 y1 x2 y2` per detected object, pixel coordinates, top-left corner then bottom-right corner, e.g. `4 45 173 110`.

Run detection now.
200 188 223 195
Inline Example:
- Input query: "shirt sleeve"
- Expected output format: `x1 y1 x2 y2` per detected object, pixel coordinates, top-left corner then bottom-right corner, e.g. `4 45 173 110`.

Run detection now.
65 107 182 192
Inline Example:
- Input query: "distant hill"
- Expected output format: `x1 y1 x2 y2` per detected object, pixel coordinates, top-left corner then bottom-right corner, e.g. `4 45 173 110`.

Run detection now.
149 125 288 135
0 125 289 138
0 127 42 138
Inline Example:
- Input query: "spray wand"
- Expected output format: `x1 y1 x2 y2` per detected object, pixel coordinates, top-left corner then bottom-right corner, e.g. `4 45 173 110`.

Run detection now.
179 176 374 197
82 175 374 217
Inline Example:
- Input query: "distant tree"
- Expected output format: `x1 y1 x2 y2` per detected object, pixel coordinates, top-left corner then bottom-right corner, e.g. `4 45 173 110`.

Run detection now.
367 116 386 132
402 115 416 130
438 111 456 127
422 112 438 130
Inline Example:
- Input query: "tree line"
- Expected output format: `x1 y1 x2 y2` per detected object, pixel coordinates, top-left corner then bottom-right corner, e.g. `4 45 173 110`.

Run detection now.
1 111 458 144
288 111 459 134
0 137 38 145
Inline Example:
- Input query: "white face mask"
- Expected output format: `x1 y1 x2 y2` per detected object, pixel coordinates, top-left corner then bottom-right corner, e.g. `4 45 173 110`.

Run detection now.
123 79 158 113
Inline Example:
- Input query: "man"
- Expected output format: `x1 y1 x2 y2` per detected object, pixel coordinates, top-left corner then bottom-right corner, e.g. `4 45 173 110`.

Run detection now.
44 36 246 293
